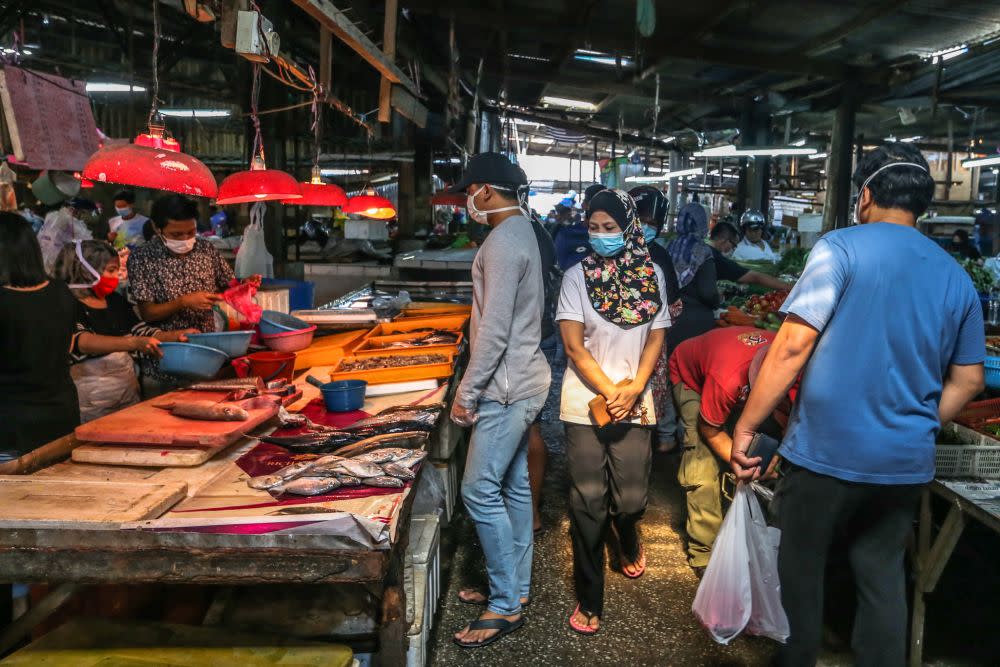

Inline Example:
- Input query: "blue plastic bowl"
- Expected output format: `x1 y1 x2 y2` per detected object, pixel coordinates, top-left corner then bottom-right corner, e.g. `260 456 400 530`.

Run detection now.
185 331 253 358
259 310 311 336
320 380 368 412
158 342 230 380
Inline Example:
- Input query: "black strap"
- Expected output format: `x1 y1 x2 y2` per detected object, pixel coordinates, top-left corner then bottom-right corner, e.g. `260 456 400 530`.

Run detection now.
468 618 518 631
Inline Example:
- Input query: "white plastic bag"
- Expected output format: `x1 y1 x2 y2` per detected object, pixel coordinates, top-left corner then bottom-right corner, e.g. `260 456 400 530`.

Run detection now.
234 202 274 279
692 482 789 644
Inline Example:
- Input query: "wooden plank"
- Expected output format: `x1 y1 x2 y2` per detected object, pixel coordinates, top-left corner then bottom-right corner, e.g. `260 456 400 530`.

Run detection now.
390 85 428 128
0 478 187 526
378 0 398 124
919 503 965 593
319 27 333 89
70 441 232 468
0 432 80 477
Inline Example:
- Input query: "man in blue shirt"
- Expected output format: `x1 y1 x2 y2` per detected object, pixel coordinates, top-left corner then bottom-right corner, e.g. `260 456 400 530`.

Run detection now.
731 143 985 666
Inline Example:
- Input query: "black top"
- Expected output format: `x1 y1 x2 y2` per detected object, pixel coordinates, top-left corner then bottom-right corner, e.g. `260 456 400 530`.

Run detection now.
666 259 721 352
712 247 750 283
72 292 159 363
530 216 559 340
0 281 81 454
648 242 682 304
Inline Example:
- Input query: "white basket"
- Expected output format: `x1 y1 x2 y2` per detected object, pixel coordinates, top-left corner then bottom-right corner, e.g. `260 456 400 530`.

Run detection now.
433 459 459 523
935 445 1000 478
406 515 441 618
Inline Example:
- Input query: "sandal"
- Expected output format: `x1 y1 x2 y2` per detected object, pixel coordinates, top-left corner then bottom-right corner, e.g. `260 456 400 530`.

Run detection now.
622 545 646 579
453 616 525 648
457 589 530 608
568 604 600 636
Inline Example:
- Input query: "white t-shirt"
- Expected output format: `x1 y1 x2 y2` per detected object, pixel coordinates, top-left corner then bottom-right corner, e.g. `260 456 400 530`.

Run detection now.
109 213 149 248
732 238 779 262
556 262 671 425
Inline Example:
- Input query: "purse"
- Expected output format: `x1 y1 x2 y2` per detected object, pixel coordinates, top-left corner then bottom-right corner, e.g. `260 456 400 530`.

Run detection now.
588 379 633 427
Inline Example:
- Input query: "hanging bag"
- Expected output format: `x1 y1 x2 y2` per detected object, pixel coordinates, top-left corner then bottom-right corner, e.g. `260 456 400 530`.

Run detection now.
234 202 274 279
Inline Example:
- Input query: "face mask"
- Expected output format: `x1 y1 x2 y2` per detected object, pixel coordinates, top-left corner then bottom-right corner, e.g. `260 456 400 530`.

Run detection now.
466 186 524 225
852 161 929 225
590 232 626 257
643 224 658 245
163 236 196 254
115 206 132 217
92 275 119 298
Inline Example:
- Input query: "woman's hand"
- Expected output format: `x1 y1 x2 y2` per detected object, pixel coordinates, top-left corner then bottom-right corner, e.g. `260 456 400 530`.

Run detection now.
159 328 199 343
606 380 644 421
129 336 163 357
181 291 224 311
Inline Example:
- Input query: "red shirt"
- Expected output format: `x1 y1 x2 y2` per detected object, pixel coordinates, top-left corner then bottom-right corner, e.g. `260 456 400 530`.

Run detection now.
669 326 775 426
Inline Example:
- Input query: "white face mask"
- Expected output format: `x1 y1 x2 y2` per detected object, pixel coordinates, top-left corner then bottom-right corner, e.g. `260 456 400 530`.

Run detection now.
853 161 929 225
115 206 132 217
467 186 524 225
163 236 196 255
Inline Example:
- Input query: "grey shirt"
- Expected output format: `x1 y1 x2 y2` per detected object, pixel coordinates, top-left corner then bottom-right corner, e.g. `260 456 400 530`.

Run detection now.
456 214 551 409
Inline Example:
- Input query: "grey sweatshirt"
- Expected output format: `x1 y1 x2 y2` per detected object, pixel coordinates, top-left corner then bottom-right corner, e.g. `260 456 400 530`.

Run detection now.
456 214 551 409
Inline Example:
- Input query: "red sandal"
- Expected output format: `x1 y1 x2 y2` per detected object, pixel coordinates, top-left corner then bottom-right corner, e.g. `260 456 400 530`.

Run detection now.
622 545 646 579
568 603 601 636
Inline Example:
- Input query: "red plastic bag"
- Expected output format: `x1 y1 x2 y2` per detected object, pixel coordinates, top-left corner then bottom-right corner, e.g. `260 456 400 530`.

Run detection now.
223 275 263 324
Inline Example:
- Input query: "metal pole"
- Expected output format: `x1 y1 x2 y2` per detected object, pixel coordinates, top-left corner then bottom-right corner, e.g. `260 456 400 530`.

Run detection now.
593 140 598 182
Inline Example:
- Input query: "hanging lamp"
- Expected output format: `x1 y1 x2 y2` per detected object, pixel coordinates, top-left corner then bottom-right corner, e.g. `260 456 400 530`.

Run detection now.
215 62 300 205
281 86 348 207
344 187 396 219
81 0 217 198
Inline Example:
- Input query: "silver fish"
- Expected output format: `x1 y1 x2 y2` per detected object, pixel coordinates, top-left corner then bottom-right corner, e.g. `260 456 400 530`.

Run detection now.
335 474 362 487
381 462 415 480
351 450 395 464
362 475 405 488
331 431 430 458
276 477 342 496
331 459 386 478
247 460 316 490
397 450 428 469
312 454 346 466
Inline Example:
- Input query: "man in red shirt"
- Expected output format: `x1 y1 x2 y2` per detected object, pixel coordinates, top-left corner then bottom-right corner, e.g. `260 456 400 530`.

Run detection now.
669 326 775 576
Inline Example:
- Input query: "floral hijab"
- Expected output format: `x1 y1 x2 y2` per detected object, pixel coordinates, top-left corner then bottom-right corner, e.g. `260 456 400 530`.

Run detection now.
581 189 662 327
667 201 713 288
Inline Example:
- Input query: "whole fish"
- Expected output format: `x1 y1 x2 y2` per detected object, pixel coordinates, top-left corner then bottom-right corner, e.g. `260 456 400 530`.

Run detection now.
362 475 405 488
330 459 386 479
351 450 396 464
382 462 416 480
335 474 362 487
259 431 364 453
247 460 316 490
157 400 249 422
276 477 342 496
397 450 428 469
374 402 446 417
330 431 429 458
344 410 439 432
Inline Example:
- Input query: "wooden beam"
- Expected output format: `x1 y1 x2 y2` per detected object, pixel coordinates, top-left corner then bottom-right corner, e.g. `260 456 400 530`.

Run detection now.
319 27 332 90
291 0 417 94
378 0 399 124
390 85 427 128
800 0 913 57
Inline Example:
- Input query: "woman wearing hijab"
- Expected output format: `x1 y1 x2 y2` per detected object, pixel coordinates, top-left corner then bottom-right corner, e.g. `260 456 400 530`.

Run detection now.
556 189 671 636
665 200 721 352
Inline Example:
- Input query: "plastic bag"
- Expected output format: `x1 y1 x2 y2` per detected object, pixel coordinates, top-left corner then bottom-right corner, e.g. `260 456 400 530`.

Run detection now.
234 202 274 279
223 278 263 325
692 482 788 645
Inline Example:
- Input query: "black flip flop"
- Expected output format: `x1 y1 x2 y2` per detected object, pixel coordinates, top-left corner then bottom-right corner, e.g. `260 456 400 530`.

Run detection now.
453 617 525 648
457 590 531 608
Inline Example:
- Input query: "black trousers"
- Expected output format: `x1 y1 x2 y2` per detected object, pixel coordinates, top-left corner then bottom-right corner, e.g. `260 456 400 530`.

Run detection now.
773 463 921 667
565 422 652 617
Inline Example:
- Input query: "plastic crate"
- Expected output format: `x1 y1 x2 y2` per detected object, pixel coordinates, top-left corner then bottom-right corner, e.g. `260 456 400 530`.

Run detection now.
986 357 1000 391
935 445 1000 478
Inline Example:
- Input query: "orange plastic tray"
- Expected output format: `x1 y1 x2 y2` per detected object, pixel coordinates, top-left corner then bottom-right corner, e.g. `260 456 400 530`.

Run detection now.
402 303 472 318
293 329 368 370
351 331 464 358
368 314 470 337
329 348 456 385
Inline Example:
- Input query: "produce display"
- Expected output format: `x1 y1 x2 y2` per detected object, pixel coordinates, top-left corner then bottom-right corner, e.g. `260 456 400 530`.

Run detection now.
776 248 810 276
340 353 449 372
742 291 788 318
717 290 788 331
961 258 995 293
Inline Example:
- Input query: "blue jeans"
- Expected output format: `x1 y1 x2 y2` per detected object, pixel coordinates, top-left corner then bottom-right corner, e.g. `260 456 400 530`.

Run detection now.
461 392 547 616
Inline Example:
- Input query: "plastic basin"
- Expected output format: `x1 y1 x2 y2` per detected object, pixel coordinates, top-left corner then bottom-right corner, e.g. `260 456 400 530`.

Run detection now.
158 342 229 380
261 325 317 352
320 380 368 412
185 331 253 358
259 310 311 335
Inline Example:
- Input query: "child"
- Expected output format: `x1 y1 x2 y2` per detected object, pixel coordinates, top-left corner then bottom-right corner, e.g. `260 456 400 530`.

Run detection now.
53 240 194 422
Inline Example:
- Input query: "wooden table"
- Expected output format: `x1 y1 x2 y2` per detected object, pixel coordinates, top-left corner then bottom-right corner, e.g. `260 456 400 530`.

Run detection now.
909 479 1000 667
0 376 452 666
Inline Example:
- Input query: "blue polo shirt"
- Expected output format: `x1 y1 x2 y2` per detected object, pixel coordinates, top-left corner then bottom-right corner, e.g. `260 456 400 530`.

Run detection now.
779 223 984 484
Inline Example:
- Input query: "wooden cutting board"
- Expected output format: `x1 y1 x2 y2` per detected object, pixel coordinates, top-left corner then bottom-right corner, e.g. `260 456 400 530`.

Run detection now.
75 390 279 447
0 477 187 526
71 441 236 468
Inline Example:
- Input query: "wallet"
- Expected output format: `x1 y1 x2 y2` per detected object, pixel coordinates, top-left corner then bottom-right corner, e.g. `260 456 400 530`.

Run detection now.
588 379 633 427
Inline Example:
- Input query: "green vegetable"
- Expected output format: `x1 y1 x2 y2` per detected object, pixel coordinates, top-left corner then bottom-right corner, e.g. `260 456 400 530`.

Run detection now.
776 248 810 276
960 258 995 293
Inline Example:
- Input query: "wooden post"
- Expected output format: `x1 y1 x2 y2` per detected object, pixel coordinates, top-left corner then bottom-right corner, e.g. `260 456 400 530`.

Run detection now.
822 81 857 232
398 160 417 240
378 0 399 124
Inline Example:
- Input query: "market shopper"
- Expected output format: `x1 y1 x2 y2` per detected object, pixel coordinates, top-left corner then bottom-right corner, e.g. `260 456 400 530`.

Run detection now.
665 200 721 352
710 222 793 290
36 198 94 273
558 189 670 635
53 240 194 422
731 143 986 667
554 183 605 271
127 194 234 392
732 209 780 261
107 190 150 249
949 229 981 260
448 153 551 648
669 325 778 575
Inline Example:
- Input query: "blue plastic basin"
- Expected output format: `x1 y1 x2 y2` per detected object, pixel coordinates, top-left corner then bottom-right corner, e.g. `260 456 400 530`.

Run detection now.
185 331 253 358
158 342 230 380
321 380 368 412
259 310 311 336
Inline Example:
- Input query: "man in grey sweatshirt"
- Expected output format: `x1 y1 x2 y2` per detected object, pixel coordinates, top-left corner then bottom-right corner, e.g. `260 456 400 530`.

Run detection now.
449 153 551 649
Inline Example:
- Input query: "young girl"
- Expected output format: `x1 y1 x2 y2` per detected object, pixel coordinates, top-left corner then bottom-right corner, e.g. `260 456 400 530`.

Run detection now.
53 240 193 422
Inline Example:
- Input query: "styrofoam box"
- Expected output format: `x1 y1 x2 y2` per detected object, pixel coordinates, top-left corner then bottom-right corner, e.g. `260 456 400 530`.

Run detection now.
430 416 464 461
405 563 432 667
406 515 441 619
433 460 459 523
345 219 389 241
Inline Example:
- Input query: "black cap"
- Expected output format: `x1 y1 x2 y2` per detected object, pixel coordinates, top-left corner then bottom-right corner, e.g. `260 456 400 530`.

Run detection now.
67 197 97 211
583 183 607 206
447 152 527 193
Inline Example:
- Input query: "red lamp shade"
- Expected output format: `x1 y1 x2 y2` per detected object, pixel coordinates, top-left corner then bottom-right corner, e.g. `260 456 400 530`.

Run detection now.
83 141 218 198
344 193 396 220
282 181 349 206
80 178 95 188
430 192 467 207
216 160 302 205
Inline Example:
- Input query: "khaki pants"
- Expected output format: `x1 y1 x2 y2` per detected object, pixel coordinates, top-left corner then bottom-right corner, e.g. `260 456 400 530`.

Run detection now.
673 382 725 568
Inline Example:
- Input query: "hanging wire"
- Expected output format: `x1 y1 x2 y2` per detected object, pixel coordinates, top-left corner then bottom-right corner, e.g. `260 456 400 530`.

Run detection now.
249 62 264 164
148 0 161 125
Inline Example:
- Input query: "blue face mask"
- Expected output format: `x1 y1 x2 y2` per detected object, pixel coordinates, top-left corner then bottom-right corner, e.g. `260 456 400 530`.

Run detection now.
643 224 658 245
589 232 625 257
